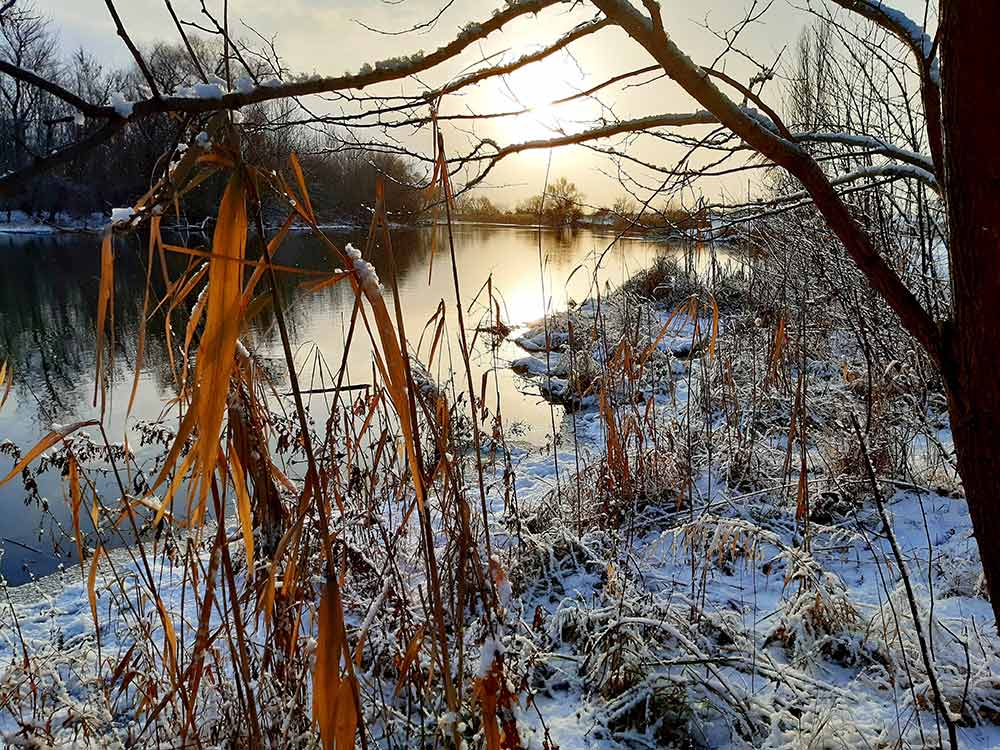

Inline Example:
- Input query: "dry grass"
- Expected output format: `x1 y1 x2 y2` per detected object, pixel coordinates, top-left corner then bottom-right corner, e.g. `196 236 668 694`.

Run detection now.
0 124 985 750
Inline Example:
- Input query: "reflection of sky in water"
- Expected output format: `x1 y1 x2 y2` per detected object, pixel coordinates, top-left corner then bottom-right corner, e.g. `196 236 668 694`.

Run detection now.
0 226 729 582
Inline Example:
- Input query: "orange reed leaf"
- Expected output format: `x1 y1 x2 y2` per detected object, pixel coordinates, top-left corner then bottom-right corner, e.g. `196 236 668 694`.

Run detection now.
290 153 315 223
313 580 344 750
87 545 103 637
68 455 84 575
187 170 248 517
93 227 114 412
394 626 425 696
228 446 255 573
0 361 11 411
156 596 179 681
0 420 99 488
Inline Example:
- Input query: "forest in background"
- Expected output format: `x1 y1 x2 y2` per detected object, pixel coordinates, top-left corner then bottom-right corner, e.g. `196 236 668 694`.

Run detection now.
0 5 421 223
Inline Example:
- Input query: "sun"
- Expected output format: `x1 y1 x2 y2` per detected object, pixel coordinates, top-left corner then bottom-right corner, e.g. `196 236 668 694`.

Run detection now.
503 53 590 141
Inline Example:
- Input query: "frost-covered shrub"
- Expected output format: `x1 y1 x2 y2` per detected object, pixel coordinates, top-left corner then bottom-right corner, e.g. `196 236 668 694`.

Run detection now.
766 565 860 661
871 585 1000 726
678 515 779 574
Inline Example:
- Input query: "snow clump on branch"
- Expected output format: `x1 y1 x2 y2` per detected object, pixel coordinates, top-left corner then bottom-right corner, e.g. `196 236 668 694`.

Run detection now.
234 76 255 94
345 243 382 293
109 92 133 118
110 207 134 225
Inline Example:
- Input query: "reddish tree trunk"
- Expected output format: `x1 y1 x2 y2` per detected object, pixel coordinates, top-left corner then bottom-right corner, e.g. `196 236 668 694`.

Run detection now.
940 0 1000 628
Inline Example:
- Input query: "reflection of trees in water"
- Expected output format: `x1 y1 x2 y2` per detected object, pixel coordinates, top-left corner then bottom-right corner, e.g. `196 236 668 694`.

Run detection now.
0 227 440 425
0 225 636 425
0 234 119 422
249 227 434 340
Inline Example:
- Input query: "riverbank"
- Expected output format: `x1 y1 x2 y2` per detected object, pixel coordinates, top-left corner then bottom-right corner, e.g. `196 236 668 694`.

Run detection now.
0 210 370 236
0 211 108 235
1 240 997 748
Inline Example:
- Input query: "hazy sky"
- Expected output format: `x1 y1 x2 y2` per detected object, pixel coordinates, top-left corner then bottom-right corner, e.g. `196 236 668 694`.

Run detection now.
35 0 932 208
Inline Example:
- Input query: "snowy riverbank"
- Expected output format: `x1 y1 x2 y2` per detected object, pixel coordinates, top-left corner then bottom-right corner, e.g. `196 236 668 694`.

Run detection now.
2 256 998 749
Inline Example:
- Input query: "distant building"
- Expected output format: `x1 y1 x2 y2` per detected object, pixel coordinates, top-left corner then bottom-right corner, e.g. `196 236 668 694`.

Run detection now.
585 208 616 227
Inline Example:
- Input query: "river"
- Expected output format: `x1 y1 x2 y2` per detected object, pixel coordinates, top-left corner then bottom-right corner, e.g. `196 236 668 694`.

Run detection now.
0 224 723 583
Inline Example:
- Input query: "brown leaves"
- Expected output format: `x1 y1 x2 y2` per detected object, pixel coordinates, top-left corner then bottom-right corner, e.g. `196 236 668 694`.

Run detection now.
68 455 84 574
333 681 359 750
156 596 179 681
127 216 160 419
94 227 115 415
639 295 697 366
708 293 720 358
475 669 502 750
394 626 425 696
87 545 103 639
766 315 787 389
290 153 315 223
473 655 522 750
191 170 248 514
0 361 12 412
228 445 255 574
313 580 357 750
146 170 248 526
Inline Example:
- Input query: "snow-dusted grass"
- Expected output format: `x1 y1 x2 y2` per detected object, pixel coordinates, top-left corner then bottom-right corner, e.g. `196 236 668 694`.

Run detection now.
2 226 997 749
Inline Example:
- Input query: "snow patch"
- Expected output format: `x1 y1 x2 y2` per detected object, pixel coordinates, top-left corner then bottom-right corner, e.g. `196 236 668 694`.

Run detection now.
234 75 255 94
109 92 133 118
110 207 134 225
345 243 382 293
477 637 504 677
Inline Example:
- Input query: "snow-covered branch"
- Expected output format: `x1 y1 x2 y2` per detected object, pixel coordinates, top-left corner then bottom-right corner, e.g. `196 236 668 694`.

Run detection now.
0 0 567 195
591 0 944 366
829 0 943 177
796 132 934 173
830 0 937 74
0 60 113 120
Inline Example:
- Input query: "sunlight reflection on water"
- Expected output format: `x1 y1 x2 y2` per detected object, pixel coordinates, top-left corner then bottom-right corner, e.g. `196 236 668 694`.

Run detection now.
0 224 730 582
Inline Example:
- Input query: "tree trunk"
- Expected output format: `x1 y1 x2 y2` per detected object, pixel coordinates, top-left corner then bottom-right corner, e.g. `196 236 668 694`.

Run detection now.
940 0 1000 628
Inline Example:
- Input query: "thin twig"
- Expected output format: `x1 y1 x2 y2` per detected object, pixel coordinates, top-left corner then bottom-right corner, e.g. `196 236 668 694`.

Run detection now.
850 413 958 750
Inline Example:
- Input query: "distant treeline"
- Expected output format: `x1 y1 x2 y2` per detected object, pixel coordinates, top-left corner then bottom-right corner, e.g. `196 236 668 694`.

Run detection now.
455 177 710 233
454 181 713 234
0 4 421 224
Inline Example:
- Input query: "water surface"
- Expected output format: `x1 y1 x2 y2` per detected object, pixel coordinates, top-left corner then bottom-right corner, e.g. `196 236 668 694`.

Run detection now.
0 225 721 583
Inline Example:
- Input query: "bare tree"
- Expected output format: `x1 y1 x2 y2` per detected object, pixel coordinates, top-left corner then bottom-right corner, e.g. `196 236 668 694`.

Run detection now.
517 176 584 226
0 1 58 177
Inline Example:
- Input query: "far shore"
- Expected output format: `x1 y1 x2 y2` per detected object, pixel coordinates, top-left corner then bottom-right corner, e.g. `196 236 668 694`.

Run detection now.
1 212 734 244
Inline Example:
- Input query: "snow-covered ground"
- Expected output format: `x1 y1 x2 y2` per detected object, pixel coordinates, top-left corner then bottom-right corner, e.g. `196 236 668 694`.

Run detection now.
2 276 998 748
0 211 108 235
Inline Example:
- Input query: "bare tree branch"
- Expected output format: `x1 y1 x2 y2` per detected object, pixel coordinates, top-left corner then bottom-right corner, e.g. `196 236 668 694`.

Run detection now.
703 67 792 139
592 0 943 366
827 0 944 179
88 0 564 122
431 16 610 101
0 59 112 118
103 0 161 99
163 0 209 82
354 0 455 36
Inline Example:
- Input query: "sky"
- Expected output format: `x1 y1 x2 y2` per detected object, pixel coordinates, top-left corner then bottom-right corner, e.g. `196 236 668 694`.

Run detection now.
34 0 933 209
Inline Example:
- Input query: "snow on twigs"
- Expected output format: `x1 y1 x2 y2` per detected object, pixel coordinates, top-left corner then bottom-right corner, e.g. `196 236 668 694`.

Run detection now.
109 92 133 118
